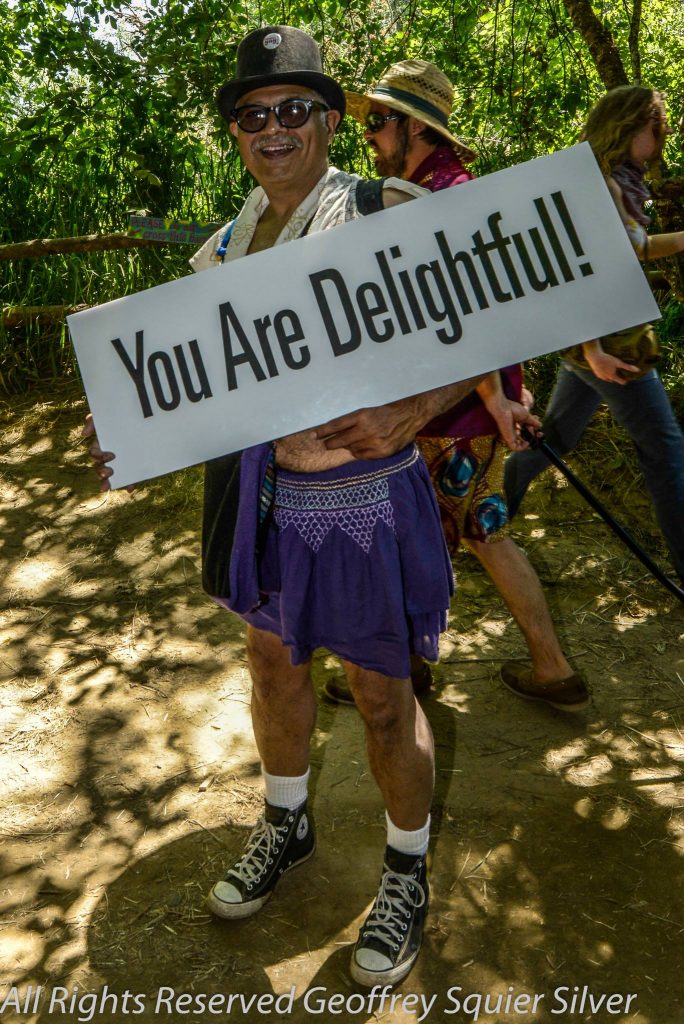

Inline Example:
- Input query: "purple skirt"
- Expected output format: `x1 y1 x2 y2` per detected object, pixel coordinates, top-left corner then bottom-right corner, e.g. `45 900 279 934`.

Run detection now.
238 445 454 679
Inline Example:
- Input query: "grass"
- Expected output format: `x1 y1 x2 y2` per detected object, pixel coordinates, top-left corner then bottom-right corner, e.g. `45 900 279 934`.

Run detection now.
0 136 248 393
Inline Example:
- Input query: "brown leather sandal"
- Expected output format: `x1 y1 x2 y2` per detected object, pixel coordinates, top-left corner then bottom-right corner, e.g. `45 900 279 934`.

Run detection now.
500 660 589 712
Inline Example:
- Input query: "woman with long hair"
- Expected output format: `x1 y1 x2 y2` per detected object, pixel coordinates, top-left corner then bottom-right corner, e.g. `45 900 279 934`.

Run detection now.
505 86 684 585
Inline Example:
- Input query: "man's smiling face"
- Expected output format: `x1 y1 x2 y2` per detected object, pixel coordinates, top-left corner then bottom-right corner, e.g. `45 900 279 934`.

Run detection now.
230 83 340 193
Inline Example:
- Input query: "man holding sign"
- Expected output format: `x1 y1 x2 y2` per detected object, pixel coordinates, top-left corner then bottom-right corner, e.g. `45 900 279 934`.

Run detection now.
81 26 663 984
88 25 485 987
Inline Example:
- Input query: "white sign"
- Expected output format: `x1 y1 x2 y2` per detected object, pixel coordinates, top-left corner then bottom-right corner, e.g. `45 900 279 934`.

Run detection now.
69 143 658 489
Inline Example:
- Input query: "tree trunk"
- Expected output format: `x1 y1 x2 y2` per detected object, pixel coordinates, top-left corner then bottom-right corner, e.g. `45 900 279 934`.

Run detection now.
561 0 628 88
628 0 642 83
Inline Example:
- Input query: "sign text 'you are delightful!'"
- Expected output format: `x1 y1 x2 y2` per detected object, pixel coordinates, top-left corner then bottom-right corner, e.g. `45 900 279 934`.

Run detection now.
69 144 658 488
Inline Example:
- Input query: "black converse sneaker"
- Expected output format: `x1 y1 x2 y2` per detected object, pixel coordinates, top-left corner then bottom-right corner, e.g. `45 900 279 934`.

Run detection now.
207 801 314 920
350 846 429 987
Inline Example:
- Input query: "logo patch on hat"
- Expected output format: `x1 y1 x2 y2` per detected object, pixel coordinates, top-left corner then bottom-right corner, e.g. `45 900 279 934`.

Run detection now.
263 32 282 50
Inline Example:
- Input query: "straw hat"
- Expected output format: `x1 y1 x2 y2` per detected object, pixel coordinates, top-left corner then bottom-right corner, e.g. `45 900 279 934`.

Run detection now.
217 26 345 122
345 59 475 163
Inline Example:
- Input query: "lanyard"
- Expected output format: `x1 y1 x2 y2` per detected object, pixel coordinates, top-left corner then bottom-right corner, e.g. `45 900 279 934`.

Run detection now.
215 220 235 262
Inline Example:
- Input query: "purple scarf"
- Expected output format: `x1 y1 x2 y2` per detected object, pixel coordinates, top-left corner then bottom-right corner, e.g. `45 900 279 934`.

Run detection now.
611 160 651 227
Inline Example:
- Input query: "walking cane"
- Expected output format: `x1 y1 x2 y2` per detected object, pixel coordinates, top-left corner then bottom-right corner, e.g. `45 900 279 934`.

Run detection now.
519 428 684 605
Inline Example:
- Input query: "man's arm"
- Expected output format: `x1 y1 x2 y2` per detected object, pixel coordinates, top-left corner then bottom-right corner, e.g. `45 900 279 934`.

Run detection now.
314 375 486 459
381 187 418 208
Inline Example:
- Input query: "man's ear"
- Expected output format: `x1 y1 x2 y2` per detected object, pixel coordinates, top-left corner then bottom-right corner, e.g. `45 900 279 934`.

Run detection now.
229 120 239 138
408 117 425 138
325 109 342 141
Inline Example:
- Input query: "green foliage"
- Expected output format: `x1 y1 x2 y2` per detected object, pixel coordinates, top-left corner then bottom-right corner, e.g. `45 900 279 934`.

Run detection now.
1 0 683 392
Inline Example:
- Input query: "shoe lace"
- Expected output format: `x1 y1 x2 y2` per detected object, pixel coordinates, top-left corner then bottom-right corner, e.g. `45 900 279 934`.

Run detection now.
225 816 285 886
362 863 426 951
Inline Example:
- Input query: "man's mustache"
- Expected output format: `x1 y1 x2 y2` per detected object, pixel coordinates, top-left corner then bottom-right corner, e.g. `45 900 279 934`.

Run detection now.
251 134 303 154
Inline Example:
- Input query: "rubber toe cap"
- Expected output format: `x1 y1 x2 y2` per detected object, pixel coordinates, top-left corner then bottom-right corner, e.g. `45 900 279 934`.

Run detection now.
354 948 393 972
211 880 243 906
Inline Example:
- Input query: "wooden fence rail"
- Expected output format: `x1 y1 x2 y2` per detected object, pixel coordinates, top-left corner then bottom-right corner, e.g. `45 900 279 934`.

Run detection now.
1 304 89 327
0 232 162 262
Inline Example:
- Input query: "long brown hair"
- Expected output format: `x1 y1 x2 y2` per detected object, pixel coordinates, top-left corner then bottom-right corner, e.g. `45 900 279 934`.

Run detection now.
580 85 666 174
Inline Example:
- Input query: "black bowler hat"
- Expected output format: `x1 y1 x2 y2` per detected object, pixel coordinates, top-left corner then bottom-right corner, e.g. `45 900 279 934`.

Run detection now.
216 26 346 122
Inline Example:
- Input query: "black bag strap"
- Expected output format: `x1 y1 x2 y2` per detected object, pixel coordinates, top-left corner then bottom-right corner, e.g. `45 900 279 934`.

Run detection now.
355 177 387 216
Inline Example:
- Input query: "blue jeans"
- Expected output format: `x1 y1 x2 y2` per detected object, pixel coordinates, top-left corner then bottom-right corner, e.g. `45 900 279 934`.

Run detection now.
504 363 684 584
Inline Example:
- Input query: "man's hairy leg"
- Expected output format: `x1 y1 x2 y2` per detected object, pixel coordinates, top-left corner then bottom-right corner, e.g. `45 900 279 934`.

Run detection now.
342 663 434 828
465 536 572 683
246 625 316 776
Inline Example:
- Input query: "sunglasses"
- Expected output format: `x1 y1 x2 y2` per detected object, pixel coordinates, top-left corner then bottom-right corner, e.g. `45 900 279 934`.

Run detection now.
231 98 330 133
364 111 404 134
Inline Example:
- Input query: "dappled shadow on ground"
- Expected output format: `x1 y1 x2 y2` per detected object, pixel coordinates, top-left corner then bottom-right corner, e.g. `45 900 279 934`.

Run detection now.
1 388 683 1023
0 390 255 1009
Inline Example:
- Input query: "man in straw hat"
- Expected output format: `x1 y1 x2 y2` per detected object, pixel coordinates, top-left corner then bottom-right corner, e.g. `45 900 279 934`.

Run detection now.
334 59 589 715
179 28 487 986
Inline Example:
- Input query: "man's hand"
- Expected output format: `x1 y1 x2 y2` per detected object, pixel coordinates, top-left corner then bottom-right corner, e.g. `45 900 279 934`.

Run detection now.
314 376 485 459
82 413 133 492
315 399 425 459
484 396 542 451
476 371 541 450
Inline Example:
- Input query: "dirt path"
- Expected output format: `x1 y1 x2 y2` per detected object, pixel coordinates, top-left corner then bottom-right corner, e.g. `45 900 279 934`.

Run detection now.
1 388 683 1024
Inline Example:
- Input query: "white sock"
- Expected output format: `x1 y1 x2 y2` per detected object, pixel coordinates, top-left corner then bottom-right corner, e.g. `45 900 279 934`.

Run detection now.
386 811 430 856
263 768 309 810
